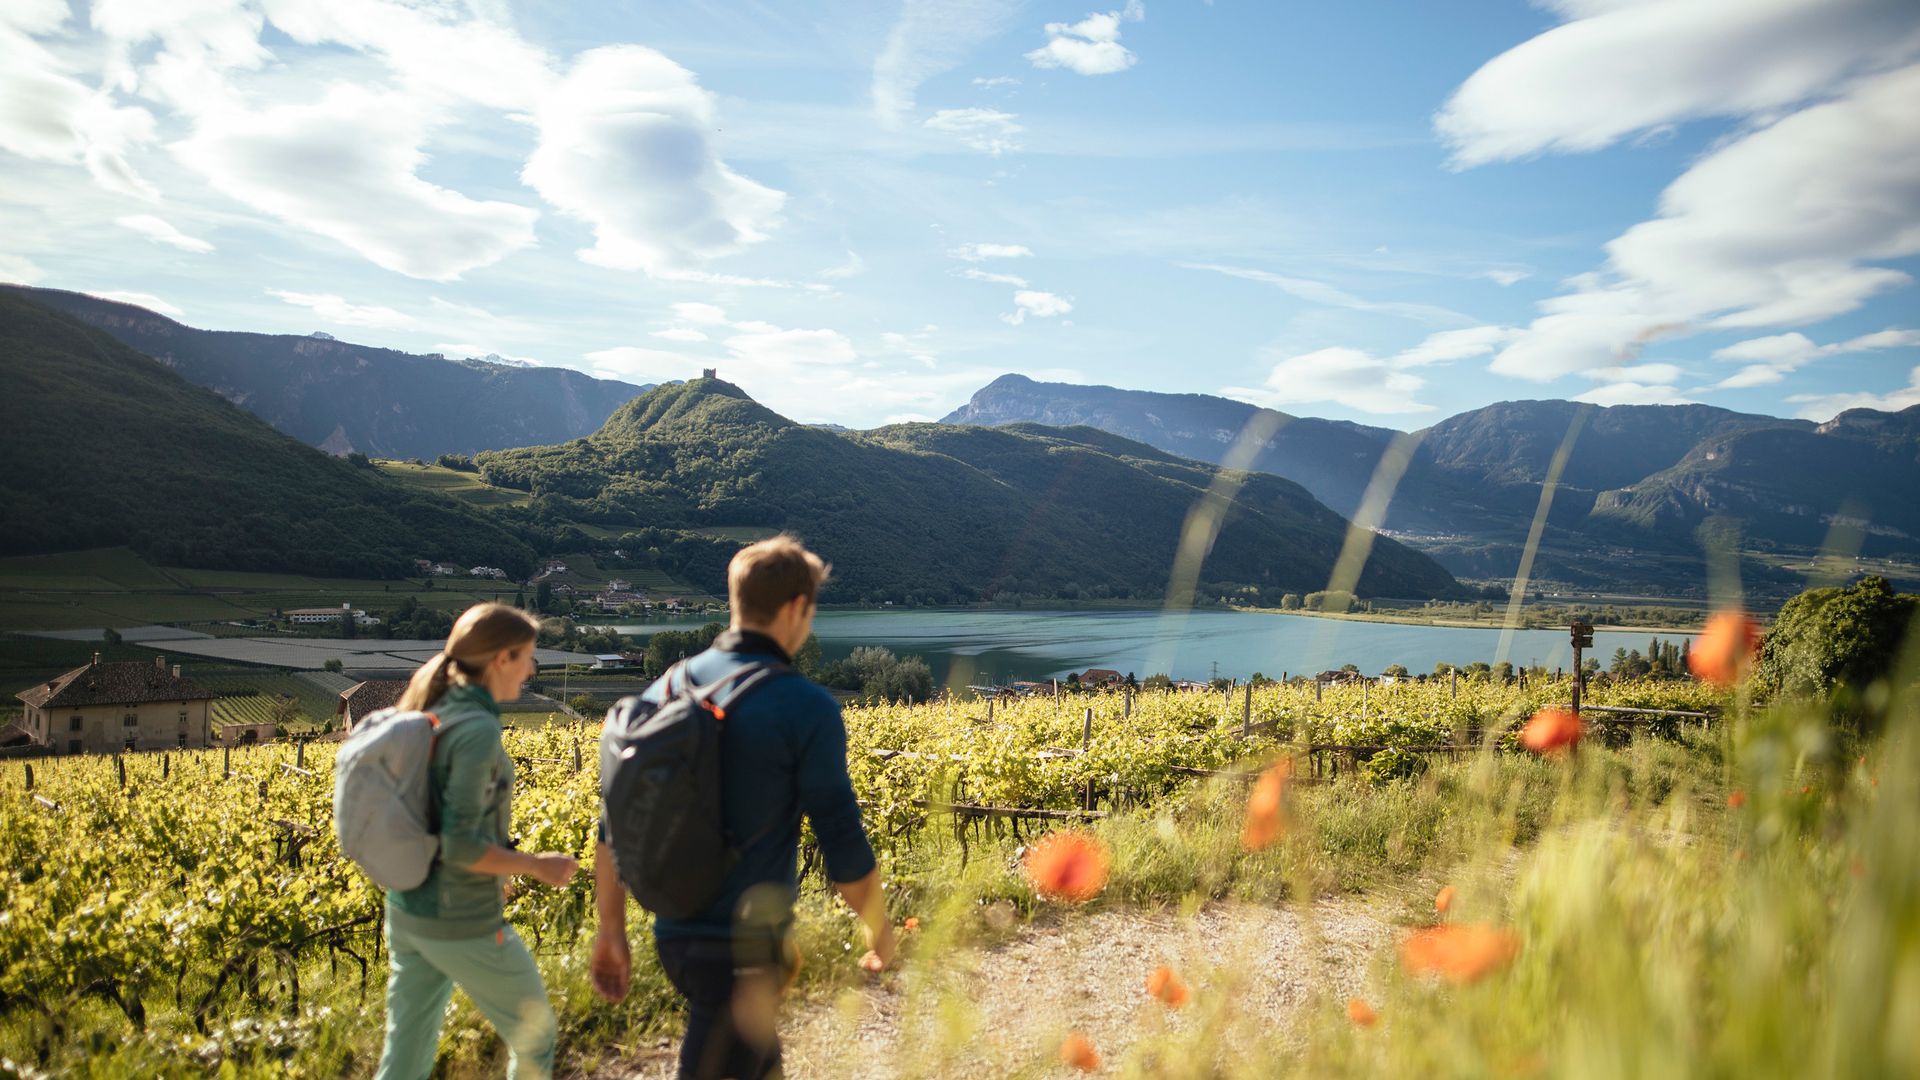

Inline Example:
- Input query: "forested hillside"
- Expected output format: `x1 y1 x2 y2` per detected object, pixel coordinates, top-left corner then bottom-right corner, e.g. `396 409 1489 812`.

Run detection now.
478 378 1461 603
0 292 536 578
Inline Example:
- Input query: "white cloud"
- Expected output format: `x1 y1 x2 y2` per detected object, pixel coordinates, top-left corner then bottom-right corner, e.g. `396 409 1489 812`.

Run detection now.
972 75 1020 88
820 251 866 279
672 302 730 325
1706 327 1920 389
723 325 859 367
0 252 44 283
433 343 542 365
1591 362 1687 384
1182 262 1475 326
176 85 537 281
584 345 705 384
1001 289 1072 325
1479 268 1530 287
1391 325 1515 367
960 268 1029 287
1025 2 1146 77
115 214 213 253
924 107 1023 155
1573 381 1698 407
268 288 417 330
523 45 785 276
0 22 158 199
652 327 710 343
94 290 184 319
872 0 1024 127
1224 347 1435 415
950 242 1032 261
255 0 555 111
1491 62 1920 382
1786 364 1920 420
1436 0 1920 167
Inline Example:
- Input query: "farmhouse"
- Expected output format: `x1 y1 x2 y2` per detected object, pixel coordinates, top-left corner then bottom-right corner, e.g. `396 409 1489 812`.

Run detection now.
1079 668 1124 687
13 654 217 754
285 603 380 627
336 679 409 730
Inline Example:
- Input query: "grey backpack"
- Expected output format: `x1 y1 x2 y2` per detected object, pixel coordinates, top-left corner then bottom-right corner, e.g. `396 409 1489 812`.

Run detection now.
332 707 470 891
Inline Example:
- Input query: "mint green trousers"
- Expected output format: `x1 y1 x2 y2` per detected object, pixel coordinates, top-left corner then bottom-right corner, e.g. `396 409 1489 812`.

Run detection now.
374 921 557 1080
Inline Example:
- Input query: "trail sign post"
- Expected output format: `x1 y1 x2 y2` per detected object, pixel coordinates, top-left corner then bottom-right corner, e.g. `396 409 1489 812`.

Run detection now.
1570 619 1594 719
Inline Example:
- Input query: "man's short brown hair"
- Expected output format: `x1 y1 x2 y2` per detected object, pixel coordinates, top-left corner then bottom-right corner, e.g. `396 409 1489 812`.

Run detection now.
728 535 831 624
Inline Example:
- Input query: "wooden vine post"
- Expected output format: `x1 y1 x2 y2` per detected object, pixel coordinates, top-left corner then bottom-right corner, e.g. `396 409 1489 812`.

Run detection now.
1241 681 1252 738
22 763 31 792
1450 668 1458 699
116 754 126 789
223 744 232 780
1570 619 1594 724
1081 706 1095 811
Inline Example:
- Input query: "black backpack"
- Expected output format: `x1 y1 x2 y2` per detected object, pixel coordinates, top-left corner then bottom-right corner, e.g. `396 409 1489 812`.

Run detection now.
598 658 789 919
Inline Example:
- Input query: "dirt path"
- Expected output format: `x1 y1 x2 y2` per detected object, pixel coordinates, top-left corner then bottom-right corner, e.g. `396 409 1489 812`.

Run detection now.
593 898 1395 1078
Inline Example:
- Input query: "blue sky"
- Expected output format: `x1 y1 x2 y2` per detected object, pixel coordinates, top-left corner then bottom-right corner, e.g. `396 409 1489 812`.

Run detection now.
2 0 1917 428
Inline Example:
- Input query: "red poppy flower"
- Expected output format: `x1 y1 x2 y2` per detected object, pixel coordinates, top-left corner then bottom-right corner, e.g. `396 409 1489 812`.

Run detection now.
1060 1032 1101 1072
1435 885 1456 914
1520 708 1582 754
1400 925 1521 984
1689 611 1762 687
1726 790 1746 809
903 916 920 932
1347 998 1378 1027
1024 832 1111 903
1145 965 1189 1008
1241 757 1294 851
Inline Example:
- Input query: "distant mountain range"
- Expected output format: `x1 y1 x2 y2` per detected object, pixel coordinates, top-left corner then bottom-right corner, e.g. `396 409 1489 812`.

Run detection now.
0 291 535 578
3 285 649 460
475 378 1461 603
945 375 1920 596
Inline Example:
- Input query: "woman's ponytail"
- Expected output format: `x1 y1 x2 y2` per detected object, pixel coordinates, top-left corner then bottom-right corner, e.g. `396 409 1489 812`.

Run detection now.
398 652 457 713
398 602 540 712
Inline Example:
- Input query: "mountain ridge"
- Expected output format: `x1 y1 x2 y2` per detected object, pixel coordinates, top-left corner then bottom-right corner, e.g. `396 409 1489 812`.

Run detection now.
1 285 650 460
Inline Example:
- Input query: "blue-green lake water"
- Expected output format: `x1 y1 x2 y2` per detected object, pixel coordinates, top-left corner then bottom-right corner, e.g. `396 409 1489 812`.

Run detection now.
612 609 1689 686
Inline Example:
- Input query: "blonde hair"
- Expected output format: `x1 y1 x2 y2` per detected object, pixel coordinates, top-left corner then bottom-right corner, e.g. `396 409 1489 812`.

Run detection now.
728 535 831 624
398 602 540 712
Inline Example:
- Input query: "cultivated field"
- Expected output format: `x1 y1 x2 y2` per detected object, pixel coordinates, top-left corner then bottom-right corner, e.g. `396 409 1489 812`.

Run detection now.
4 671 1908 1078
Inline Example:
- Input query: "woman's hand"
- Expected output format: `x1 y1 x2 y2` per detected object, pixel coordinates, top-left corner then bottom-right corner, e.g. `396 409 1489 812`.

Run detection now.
527 853 580 887
591 929 632 1002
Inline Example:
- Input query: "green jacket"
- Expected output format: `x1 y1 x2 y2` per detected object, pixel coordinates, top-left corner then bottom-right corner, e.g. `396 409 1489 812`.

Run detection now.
385 684 515 940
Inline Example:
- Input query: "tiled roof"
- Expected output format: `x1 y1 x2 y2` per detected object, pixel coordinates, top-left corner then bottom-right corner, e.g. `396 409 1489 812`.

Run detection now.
16 659 217 709
337 679 410 717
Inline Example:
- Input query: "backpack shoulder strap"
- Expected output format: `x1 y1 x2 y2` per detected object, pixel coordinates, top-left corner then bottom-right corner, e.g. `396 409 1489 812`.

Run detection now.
697 660 792 720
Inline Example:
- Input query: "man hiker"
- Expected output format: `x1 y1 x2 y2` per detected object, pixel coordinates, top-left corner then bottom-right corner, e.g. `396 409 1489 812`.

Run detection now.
590 536 893 1079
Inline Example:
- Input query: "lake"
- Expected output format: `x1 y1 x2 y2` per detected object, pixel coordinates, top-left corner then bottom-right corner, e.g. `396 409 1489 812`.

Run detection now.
609 609 1690 686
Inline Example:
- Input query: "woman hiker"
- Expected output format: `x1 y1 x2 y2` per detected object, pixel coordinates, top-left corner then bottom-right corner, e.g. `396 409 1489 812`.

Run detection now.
375 602 580 1080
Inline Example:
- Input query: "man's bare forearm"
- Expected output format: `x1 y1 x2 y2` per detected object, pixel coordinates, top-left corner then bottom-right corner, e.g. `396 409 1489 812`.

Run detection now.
834 868 886 937
595 842 628 935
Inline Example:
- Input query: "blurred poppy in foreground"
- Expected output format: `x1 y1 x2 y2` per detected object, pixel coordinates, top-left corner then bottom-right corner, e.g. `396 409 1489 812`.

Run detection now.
1347 998 1378 1027
1520 708 1582 754
1727 790 1746 809
903 916 920 932
1400 925 1521 984
1146 965 1189 1008
1689 611 1762 687
1435 885 1456 914
1025 832 1111 903
1241 757 1294 851
1060 1032 1101 1072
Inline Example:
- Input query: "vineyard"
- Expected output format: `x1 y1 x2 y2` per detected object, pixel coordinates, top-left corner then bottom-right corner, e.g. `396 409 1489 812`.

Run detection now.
0 675 1748 1076
3 672 1904 1076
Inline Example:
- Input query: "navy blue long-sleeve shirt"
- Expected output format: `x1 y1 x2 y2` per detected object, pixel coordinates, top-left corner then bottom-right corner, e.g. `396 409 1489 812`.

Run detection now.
624 629 876 941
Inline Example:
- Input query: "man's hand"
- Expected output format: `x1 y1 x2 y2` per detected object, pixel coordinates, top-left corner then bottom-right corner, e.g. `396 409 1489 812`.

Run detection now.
528 853 579 887
591 929 632 1002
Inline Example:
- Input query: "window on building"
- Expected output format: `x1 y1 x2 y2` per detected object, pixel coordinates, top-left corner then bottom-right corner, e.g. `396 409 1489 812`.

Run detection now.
67 739 81 754
178 710 189 727
124 738 137 752
123 712 138 727
177 733 188 747
70 715 83 732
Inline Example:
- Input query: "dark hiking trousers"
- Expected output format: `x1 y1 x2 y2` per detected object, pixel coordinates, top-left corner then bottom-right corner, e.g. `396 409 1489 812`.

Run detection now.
657 935 796 1080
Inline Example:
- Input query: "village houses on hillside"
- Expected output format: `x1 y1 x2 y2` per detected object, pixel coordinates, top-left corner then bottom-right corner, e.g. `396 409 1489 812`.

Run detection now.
9 654 218 753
